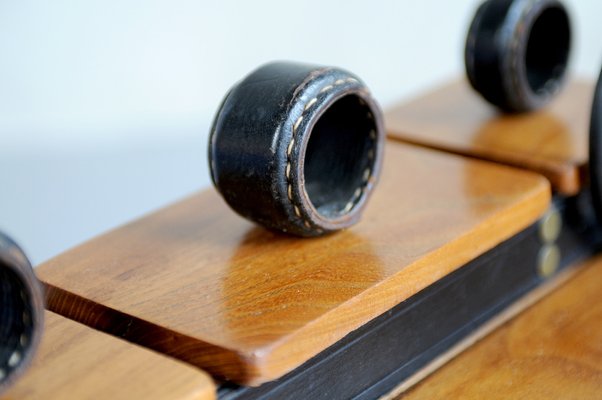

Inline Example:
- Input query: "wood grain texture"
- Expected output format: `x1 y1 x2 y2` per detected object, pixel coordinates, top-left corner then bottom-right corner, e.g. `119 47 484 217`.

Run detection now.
37 142 551 385
0 311 215 400
395 253 602 400
386 79 594 195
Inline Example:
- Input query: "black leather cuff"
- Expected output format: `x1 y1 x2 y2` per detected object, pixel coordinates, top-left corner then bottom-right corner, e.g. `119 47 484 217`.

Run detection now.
0 232 44 395
589 67 602 225
209 61 384 237
465 0 571 112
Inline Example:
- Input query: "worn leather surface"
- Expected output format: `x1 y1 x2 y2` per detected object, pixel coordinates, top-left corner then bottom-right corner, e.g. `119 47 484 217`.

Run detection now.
465 0 571 112
0 232 44 395
209 61 384 237
590 68 602 225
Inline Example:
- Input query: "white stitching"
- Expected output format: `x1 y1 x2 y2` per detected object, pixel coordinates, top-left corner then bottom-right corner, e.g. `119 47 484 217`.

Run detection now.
304 98 318 111
319 85 334 94
293 116 304 133
363 168 371 182
285 77 376 232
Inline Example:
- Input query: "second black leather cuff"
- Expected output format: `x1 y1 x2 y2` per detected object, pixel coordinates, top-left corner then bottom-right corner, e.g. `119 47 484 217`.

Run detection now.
465 0 571 112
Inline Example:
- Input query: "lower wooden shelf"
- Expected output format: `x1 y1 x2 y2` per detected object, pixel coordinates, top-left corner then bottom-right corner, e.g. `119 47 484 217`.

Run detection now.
0 311 215 400
393 252 602 400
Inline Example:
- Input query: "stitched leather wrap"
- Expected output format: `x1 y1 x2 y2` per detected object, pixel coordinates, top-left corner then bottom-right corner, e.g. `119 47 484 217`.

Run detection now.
0 232 44 395
465 0 571 112
209 61 385 237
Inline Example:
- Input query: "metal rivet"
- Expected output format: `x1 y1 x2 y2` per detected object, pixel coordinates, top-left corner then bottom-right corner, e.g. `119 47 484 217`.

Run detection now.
537 244 561 278
539 208 562 243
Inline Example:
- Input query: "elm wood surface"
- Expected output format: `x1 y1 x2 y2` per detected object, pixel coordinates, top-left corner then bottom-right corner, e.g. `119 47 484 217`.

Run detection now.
0 311 215 400
396 252 602 400
36 142 550 386
386 79 593 195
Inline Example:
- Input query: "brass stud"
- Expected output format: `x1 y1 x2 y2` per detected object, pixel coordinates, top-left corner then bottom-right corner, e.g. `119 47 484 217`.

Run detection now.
539 208 562 243
537 244 561 278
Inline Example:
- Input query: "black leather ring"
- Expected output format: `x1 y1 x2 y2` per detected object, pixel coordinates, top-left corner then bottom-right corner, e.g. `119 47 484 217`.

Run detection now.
209 61 384 237
0 232 44 395
589 67 602 225
465 0 571 112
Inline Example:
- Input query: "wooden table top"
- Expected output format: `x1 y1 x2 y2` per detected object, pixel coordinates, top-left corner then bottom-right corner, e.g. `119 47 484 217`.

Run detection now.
397 253 602 399
37 142 550 385
386 80 594 195
0 311 215 400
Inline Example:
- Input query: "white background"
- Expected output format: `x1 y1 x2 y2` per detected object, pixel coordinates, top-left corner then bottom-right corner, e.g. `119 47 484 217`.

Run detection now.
1 0 601 264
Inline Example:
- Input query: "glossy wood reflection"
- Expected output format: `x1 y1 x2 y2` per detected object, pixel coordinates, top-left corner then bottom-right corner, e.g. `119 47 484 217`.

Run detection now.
37 142 550 385
0 312 215 400
398 254 602 400
386 80 593 195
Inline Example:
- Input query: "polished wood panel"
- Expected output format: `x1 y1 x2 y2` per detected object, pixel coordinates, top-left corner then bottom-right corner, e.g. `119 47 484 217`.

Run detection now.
0 311 215 400
386 80 594 195
395 253 602 399
37 142 550 385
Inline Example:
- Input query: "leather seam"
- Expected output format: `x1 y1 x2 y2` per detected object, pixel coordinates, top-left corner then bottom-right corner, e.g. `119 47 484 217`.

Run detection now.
285 77 375 233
